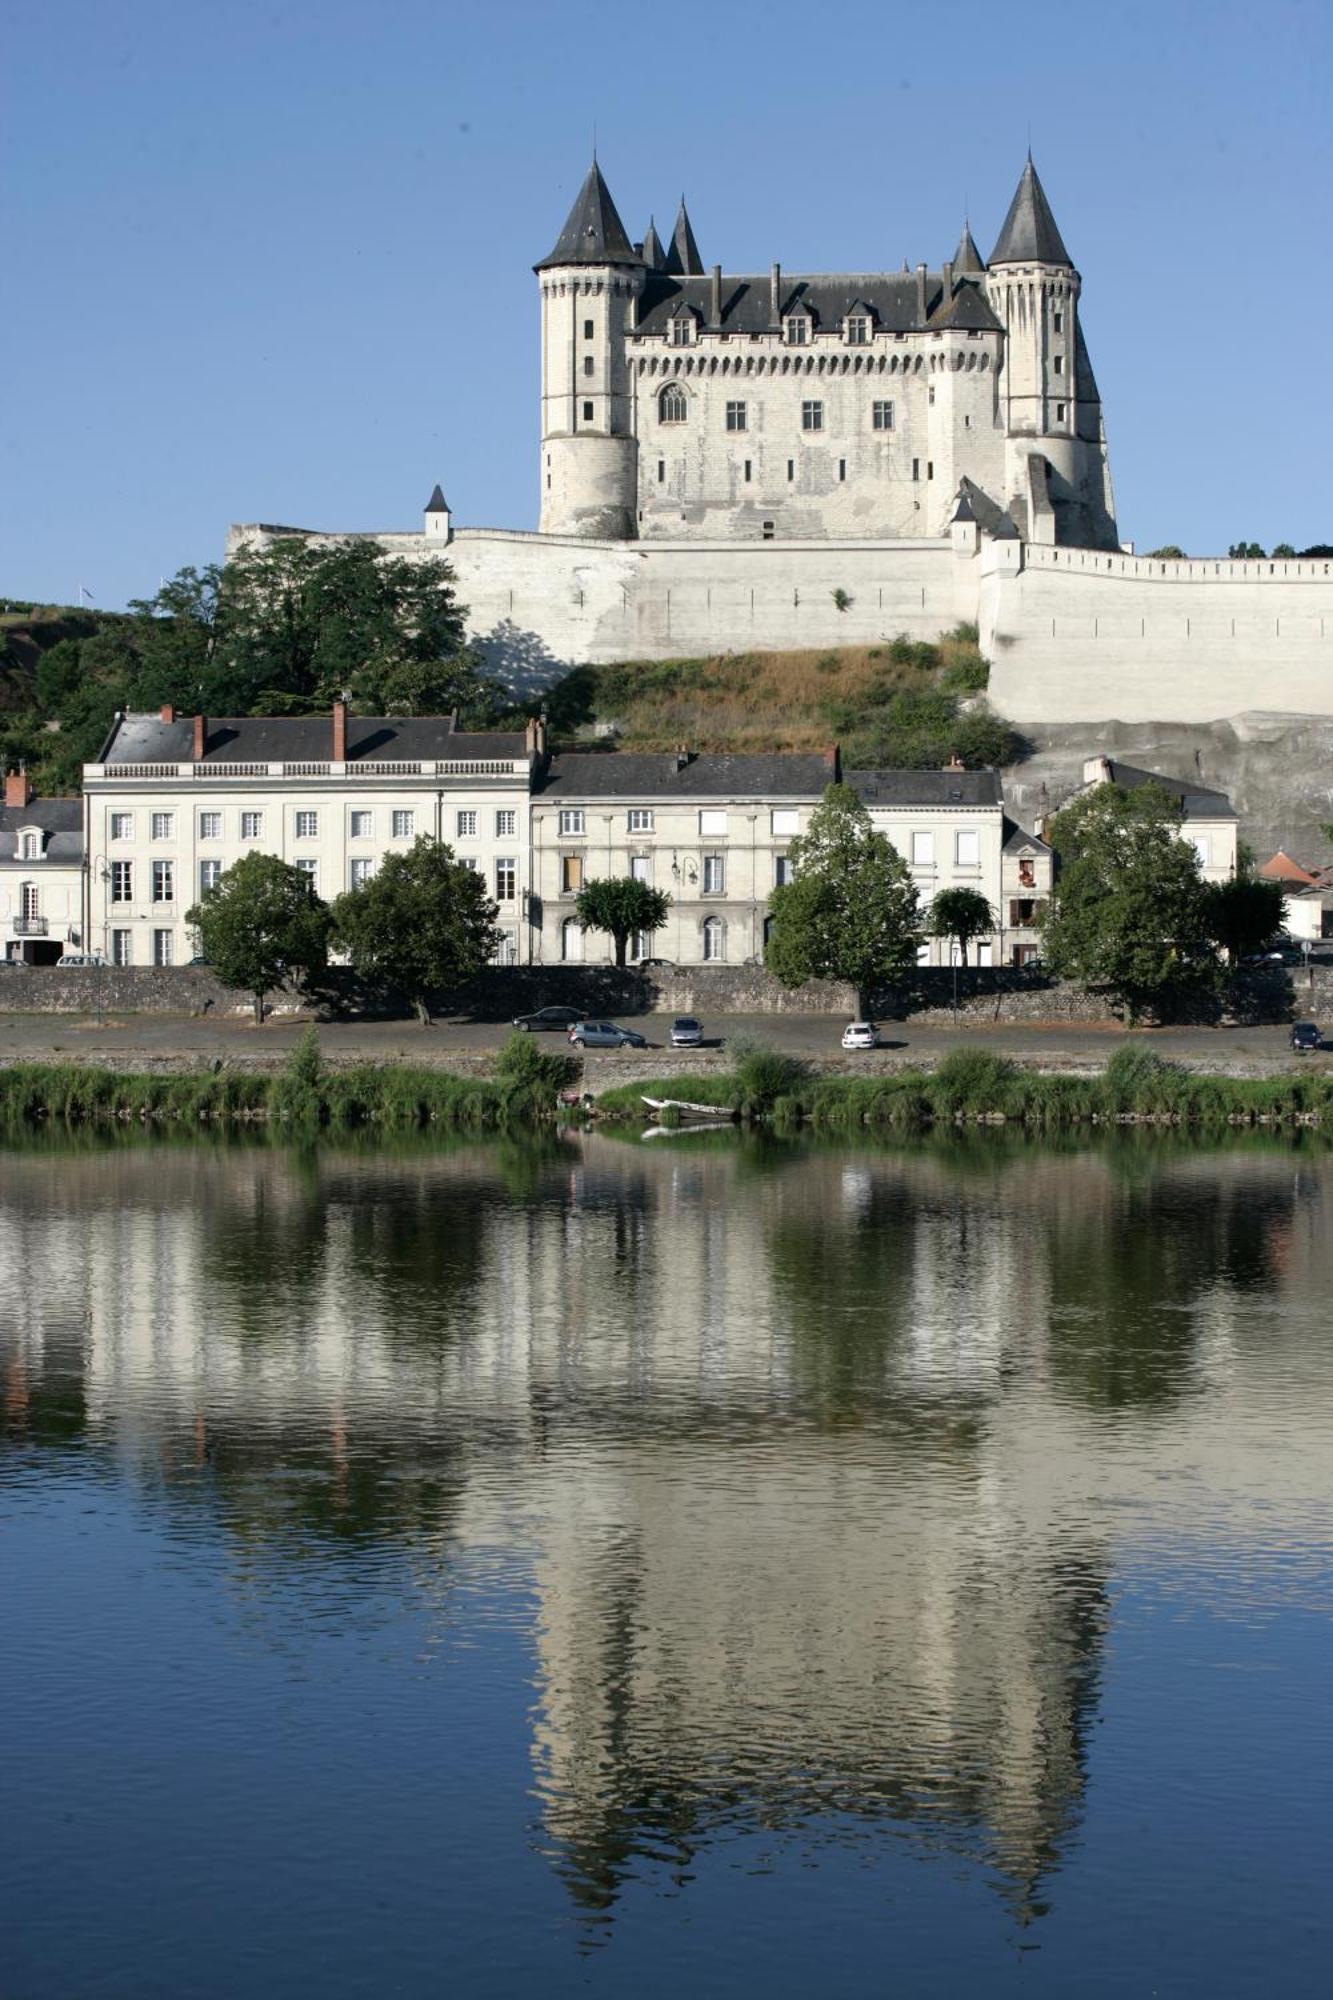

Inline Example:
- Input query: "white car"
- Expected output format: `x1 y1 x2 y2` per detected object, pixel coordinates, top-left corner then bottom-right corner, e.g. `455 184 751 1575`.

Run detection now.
56 952 108 967
669 1016 704 1047
841 1021 879 1050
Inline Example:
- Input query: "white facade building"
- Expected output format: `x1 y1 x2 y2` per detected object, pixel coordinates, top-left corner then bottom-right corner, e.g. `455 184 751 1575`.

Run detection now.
1 773 85 964
83 705 540 967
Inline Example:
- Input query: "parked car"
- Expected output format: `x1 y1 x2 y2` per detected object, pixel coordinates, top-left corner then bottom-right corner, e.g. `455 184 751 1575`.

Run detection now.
513 1004 588 1032
670 1016 704 1047
841 1020 880 1050
56 952 108 967
1290 1021 1323 1053
567 1020 648 1049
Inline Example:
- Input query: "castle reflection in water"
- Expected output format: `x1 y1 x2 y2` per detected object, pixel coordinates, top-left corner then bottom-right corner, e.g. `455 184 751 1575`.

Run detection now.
3 1133 1330 1924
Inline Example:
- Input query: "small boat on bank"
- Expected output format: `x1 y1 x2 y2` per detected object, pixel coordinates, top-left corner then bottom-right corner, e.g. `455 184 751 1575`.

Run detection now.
641 1095 738 1123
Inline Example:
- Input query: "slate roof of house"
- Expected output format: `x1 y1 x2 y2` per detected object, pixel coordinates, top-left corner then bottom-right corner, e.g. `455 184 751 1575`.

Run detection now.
1003 816 1052 855
989 157 1073 267
536 160 641 271
633 271 1002 338
534 751 837 799
1096 760 1237 820
0 798 83 864
97 713 530 765
848 767 1002 808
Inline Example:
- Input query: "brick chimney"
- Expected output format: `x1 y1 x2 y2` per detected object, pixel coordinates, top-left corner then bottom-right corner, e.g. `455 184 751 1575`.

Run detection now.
675 744 692 772
4 767 32 809
192 713 207 760
825 744 842 782
332 699 347 762
945 752 965 771
160 704 175 724
524 715 546 758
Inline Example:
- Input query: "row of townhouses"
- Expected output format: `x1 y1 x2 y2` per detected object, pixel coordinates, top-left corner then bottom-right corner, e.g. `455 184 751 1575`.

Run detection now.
2 707 1239 971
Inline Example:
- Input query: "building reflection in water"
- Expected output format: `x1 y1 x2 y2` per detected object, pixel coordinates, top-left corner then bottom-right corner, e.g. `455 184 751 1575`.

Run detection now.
1 1131 1328 1927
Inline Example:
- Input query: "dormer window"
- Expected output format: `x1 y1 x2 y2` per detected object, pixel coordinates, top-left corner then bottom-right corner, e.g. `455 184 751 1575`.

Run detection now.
784 313 811 346
19 830 40 860
658 384 688 424
845 314 870 346
668 308 695 347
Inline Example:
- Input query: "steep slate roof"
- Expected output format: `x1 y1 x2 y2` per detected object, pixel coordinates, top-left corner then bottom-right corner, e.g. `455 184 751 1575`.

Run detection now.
641 217 665 271
424 483 449 513
929 279 1004 332
1003 815 1052 855
635 270 993 338
536 161 641 271
663 198 703 277
953 475 1021 539
848 768 1002 808
100 713 529 765
0 798 83 864
535 751 836 799
1097 759 1236 820
989 157 1073 267
954 223 985 275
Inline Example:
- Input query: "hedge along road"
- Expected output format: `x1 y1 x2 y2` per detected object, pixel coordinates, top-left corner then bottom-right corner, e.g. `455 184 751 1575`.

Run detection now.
0 1009 1328 1076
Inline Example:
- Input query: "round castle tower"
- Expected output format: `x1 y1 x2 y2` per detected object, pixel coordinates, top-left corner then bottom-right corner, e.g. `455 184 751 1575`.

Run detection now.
536 160 644 540
984 157 1117 548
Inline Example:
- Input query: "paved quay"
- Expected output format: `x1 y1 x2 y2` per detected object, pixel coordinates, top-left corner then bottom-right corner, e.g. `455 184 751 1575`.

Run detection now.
1 1009 1330 1081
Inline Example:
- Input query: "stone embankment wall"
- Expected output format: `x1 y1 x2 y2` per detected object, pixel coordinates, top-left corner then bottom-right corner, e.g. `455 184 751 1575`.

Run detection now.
2 962 1319 1026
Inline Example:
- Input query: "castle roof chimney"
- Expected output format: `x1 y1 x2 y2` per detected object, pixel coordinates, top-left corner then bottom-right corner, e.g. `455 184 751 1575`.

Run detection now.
332 698 348 763
710 262 722 326
915 264 927 323
941 259 954 304
770 261 782 322
192 713 207 761
4 767 32 809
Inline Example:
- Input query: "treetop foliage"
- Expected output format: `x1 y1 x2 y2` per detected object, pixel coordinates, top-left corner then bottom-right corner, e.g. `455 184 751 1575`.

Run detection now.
187 851 332 1020
573 877 672 966
765 783 922 1003
331 835 502 1023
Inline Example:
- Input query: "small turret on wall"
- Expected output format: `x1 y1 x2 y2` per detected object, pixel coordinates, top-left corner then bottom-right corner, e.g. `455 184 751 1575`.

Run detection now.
424 484 452 544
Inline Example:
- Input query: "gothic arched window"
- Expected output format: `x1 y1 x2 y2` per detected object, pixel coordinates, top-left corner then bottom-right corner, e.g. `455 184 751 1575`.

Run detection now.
658 384 688 425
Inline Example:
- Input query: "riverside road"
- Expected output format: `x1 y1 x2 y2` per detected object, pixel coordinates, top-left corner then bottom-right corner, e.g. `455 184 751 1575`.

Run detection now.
0 1010 1329 1076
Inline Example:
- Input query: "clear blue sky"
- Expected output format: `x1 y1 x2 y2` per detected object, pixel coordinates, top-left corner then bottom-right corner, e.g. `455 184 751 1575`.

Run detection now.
4 0 1330 607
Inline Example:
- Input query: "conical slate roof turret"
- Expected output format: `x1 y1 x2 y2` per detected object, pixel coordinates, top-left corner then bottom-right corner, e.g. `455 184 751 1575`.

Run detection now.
954 222 985 275
641 216 666 271
425 483 449 513
989 157 1072 267
536 159 642 270
663 196 704 276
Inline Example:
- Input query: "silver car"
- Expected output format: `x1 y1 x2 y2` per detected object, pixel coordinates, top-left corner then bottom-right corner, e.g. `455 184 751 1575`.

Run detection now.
669 1016 704 1047
568 1020 648 1049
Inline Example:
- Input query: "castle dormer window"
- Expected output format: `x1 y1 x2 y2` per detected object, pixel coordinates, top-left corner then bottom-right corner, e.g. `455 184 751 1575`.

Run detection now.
845 315 870 345
668 308 696 347
659 384 688 425
785 314 810 346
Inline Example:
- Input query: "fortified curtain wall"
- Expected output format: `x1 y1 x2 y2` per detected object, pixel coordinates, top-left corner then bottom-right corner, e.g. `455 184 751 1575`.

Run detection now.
228 524 1333 720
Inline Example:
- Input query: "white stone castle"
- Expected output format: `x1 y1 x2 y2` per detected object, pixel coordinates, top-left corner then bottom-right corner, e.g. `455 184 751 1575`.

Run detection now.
231 157 1333 730
536 156 1117 551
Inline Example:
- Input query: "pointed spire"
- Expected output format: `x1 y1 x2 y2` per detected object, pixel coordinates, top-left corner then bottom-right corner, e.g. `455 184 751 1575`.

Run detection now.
989 157 1072 267
954 221 985 275
425 484 449 513
536 159 642 271
641 215 665 272
663 196 703 277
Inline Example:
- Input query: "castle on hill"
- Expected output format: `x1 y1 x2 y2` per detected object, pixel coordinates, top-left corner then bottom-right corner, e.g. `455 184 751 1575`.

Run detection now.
230 157 1333 730
536 156 1118 551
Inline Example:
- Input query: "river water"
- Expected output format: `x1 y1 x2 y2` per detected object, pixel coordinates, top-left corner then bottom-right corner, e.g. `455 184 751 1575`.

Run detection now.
2 1132 1331 1997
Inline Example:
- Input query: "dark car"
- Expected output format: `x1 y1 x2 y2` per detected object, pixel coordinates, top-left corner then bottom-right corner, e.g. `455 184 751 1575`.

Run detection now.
512 1005 588 1032
1290 1021 1323 1053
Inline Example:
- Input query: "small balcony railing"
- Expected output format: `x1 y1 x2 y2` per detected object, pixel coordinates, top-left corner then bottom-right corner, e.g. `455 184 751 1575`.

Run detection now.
14 916 48 936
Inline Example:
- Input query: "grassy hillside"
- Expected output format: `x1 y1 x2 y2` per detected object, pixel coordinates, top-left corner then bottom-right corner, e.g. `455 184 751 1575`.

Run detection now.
540 626 1015 768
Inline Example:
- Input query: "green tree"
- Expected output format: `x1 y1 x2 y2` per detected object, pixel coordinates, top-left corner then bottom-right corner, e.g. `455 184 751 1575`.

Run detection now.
1228 541 1266 560
573 876 672 966
187 851 332 1023
1040 782 1216 1020
1203 874 1286 962
1271 543 1297 559
930 886 996 966
765 783 922 1009
1143 545 1186 559
332 835 501 1025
